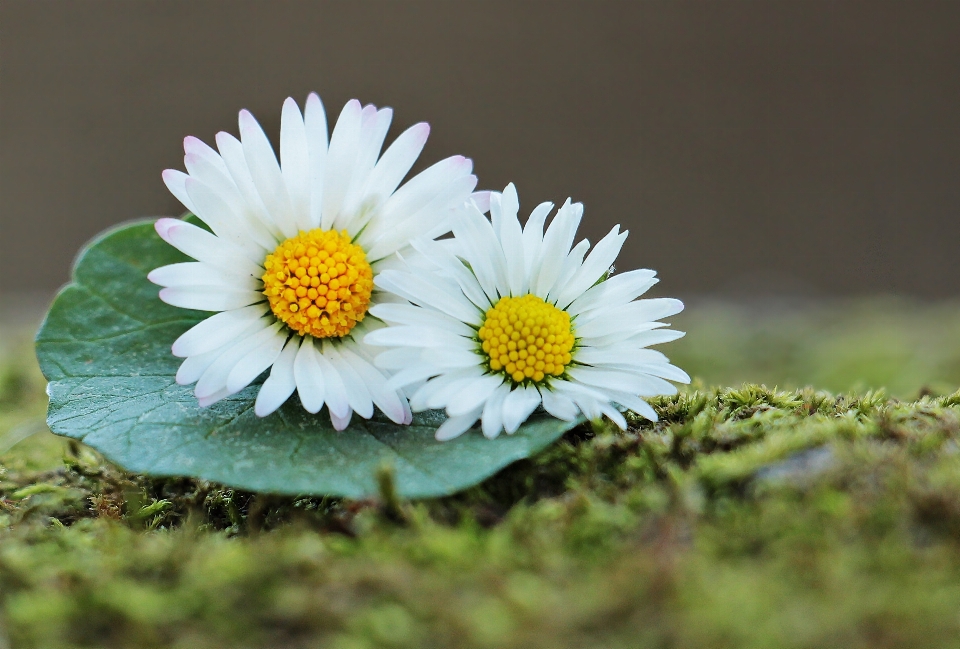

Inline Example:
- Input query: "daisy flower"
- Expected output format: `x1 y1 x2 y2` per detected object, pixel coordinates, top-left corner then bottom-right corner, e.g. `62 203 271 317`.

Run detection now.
148 94 478 429
366 183 689 441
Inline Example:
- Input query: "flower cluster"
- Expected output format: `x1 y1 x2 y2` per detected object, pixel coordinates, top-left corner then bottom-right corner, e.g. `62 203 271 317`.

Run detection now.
151 93 688 438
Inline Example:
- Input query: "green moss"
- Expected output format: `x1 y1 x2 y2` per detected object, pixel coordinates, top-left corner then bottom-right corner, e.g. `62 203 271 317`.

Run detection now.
4 301 960 647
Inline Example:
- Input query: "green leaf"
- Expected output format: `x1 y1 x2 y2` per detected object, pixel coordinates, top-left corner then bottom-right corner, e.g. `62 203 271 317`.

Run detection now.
35 220 581 498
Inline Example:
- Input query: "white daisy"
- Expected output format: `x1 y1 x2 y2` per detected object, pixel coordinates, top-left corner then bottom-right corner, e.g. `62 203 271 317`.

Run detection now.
365 183 690 441
148 93 478 429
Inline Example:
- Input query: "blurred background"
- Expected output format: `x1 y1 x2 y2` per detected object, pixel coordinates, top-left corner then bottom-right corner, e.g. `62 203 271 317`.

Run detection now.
3 0 960 396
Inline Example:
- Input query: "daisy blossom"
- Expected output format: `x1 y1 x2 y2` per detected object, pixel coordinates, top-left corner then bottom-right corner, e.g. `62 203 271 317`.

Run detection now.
148 94 479 429
366 183 689 441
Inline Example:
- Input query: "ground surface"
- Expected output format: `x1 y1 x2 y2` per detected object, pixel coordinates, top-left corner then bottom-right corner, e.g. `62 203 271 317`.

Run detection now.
4 299 960 648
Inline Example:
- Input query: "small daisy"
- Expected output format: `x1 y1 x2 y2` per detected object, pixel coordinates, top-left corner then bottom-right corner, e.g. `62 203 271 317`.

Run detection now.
148 94 478 429
366 183 690 440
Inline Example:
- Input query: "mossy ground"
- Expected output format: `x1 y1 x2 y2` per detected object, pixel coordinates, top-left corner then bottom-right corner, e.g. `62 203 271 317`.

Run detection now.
4 299 960 648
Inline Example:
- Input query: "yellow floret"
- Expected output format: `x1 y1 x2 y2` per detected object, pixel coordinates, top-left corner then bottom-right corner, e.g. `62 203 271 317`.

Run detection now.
262 228 373 338
477 294 575 385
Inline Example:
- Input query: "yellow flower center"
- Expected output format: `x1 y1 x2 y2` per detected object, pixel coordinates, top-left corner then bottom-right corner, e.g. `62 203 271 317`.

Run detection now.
262 229 374 338
478 294 575 384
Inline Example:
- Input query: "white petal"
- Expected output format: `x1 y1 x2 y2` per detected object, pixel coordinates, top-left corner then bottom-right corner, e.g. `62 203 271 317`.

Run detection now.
409 238 490 310
501 385 542 434
154 218 263 278
239 109 297 238
384 363 445 391
496 183 526 296
362 122 429 205
573 347 670 367
381 155 473 222
368 302 477 337
373 346 424 371
171 304 268 357
497 183 520 240
567 366 677 397
447 217 500 303
339 343 407 424
554 225 628 309
362 155 473 246
624 329 686 348
148 262 261 291
216 131 283 239
226 327 288 393
606 362 691 384
185 178 265 259
255 336 301 416
364 326 470 350
522 201 553 278
304 92 329 229
280 97 312 231
604 389 659 422
162 169 197 214
575 299 685 339
449 205 509 303
159 286 264 312
401 396 414 425
364 173 477 261
435 409 482 441
294 337 327 414
424 374 485 410
177 345 227 386
599 402 628 429
321 99 363 229
340 106 393 224
553 382 604 421
481 383 511 439
326 345 374 419
446 375 504 417
471 191 492 213
317 341 350 419
183 135 229 175
181 159 277 252
196 388 232 408
546 239 590 303
581 321 669 348
625 297 686 322
330 408 353 431
403 372 447 410
374 271 482 324
488 191 503 236
408 369 479 411
567 269 658 318
332 104 379 231
195 321 281 399
539 387 580 421
182 149 231 200
420 346 484 371
552 379 608 402
640 363 686 388
533 199 583 297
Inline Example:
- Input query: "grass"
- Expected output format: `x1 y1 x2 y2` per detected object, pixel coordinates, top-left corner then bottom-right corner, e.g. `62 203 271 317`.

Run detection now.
4 298 960 648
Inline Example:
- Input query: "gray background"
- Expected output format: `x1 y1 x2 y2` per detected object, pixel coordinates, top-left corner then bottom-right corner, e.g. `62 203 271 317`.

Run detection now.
2 0 959 298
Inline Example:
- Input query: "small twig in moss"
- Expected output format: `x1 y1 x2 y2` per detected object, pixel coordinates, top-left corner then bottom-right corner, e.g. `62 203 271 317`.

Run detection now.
376 462 408 524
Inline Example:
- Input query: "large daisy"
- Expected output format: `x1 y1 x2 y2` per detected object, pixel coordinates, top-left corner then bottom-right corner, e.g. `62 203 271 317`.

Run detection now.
148 94 478 429
366 183 689 440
